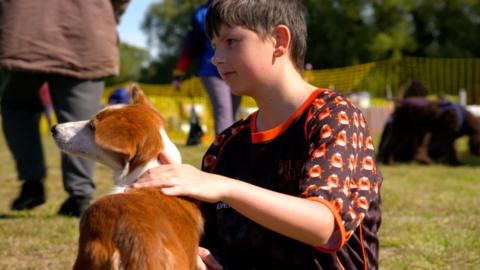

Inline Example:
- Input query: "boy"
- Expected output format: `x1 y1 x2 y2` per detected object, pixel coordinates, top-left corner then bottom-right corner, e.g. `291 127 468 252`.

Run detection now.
133 0 382 269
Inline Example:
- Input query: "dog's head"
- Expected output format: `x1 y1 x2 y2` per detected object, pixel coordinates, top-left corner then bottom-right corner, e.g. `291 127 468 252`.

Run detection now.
52 85 181 186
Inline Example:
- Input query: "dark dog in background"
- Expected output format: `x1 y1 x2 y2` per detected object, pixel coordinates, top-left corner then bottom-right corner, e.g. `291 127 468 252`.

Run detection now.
378 81 480 165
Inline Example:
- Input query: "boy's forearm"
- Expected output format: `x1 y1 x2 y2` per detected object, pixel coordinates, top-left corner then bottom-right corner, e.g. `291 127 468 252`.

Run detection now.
220 179 335 246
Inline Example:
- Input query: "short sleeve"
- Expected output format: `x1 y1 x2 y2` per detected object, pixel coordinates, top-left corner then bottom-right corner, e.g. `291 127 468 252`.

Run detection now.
300 92 381 252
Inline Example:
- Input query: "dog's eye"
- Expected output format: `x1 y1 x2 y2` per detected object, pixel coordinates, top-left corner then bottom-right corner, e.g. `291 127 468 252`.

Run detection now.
88 121 96 131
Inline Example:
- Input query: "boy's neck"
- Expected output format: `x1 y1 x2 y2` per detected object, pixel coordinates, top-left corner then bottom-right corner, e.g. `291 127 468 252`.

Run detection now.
253 69 317 132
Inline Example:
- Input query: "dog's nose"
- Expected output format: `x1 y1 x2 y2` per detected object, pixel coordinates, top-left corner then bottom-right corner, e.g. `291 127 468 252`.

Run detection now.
51 125 57 136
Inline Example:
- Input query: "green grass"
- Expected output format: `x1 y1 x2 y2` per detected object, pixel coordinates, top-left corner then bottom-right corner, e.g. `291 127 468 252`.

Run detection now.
0 131 479 269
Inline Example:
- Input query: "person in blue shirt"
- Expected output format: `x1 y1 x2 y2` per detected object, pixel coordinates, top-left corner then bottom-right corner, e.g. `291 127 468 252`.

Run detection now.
173 0 241 135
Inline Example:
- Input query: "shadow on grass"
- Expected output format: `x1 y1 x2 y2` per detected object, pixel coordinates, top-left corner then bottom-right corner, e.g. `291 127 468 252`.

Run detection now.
375 150 480 167
0 211 72 220
458 151 480 167
0 213 25 219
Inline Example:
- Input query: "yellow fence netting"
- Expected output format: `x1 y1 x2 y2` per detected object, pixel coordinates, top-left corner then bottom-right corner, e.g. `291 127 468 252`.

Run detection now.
40 56 480 142
304 56 480 103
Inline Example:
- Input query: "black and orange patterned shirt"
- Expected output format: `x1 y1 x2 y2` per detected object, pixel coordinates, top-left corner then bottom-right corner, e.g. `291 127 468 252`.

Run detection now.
201 89 382 270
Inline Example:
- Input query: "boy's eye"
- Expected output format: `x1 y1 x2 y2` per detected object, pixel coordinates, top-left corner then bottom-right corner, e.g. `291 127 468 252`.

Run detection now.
226 39 235 46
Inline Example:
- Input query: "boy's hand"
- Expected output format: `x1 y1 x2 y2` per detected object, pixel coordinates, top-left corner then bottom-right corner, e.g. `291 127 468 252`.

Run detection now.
196 247 223 270
129 164 231 203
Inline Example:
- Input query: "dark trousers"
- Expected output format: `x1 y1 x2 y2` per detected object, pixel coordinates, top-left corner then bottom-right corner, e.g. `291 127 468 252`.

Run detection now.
0 71 104 198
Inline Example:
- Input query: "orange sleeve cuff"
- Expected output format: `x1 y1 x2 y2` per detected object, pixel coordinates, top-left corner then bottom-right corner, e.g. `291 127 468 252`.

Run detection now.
307 197 347 253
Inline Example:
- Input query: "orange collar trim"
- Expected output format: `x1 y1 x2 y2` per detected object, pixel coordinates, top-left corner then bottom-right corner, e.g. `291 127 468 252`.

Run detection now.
250 89 324 143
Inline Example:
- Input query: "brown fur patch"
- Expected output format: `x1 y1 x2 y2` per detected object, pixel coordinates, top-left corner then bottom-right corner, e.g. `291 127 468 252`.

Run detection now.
74 189 202 270
94 91 165 173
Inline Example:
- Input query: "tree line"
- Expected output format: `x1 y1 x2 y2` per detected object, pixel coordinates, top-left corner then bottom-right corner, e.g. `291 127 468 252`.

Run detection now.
109 0 480 86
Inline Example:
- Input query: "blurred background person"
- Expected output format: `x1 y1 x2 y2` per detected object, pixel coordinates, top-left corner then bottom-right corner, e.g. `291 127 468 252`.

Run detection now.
172 0 241 136
0 0 130 217
108 87 131 105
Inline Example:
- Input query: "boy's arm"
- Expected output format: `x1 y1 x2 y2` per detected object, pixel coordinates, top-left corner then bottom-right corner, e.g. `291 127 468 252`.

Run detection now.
220 177 335 246
300 93 382 252
133 164 335 247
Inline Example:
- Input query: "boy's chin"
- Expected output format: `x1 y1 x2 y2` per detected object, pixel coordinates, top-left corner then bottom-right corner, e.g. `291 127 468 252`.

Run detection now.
227 85 246 96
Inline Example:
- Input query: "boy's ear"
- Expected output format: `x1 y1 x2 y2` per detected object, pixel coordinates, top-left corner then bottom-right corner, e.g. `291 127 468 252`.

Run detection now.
272 25 291 58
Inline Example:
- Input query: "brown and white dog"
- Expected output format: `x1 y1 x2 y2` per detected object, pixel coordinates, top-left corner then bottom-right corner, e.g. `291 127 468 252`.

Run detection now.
51 85 203 270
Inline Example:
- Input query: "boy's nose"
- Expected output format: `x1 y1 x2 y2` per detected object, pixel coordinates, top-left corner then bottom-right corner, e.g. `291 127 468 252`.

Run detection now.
211 53 225 66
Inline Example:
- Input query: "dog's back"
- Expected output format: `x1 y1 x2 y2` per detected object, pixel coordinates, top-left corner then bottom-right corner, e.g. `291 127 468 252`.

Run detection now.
74 188 202 270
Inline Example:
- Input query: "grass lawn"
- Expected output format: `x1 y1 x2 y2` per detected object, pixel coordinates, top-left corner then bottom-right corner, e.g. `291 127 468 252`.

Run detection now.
0 130 479 269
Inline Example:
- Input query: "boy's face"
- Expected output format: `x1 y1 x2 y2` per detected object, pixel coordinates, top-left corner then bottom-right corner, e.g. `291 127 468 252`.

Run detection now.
211 24 276 96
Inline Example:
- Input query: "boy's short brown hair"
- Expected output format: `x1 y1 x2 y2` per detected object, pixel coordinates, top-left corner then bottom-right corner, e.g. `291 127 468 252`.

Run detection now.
205 0 307 71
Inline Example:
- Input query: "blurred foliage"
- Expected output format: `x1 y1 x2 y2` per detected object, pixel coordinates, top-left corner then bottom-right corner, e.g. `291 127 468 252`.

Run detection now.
111 0 480 85
139 0 204 83
106 43 150 86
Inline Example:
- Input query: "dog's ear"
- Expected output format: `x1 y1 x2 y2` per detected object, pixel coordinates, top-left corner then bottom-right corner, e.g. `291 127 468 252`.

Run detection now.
94 114 164 171
129 84 146 104
94 117 138 160
129 84 158 111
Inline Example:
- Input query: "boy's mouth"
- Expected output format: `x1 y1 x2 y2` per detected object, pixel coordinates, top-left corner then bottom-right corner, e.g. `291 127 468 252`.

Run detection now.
221 71 236 80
